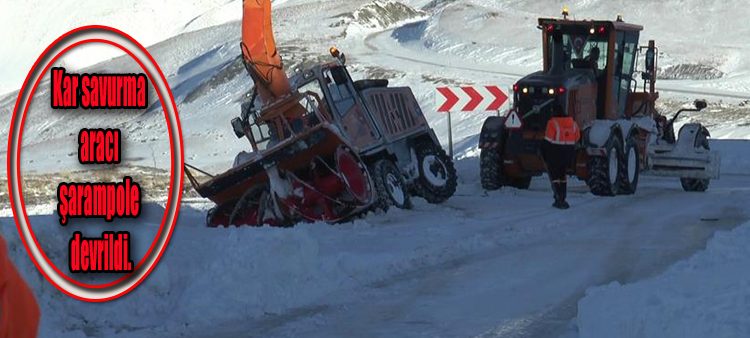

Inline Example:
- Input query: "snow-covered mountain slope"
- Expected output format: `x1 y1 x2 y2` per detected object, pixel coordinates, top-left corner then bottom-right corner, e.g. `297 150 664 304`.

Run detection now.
3 0 749 176
0 0 231 95
0 0 329 95
394 0 750 91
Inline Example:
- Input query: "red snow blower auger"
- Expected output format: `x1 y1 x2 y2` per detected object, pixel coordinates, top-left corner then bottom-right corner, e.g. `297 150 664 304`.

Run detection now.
185 0 457 227
186 90 376 227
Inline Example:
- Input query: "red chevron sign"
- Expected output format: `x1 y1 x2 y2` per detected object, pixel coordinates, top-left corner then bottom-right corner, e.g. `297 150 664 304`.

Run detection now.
436 86 508 112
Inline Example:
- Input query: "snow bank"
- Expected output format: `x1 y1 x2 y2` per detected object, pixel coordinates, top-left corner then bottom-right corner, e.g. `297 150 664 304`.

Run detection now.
0 201 497 337
577 221 750 338
713 140 750 175
0 207 335 337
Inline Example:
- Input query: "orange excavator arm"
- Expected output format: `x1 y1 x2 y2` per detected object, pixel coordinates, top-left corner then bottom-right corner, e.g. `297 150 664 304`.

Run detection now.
241 0 292 105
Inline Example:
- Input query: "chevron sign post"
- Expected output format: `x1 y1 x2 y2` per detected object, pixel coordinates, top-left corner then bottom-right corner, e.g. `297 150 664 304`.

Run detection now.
435 86 509 158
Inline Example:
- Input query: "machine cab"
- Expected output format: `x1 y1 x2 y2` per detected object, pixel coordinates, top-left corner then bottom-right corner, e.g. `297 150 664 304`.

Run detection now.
538 17 643 121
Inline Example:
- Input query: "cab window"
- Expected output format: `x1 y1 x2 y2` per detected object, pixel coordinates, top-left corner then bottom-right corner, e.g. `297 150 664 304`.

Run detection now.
323 66 355 116
546 30 609 72
613 31 639 116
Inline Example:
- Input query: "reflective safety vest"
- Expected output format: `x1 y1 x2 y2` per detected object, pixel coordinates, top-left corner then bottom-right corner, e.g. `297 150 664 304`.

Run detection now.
0 236 40 338
544 117 581 145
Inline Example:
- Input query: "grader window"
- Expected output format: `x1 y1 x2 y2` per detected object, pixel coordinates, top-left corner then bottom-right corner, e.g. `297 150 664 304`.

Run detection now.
547 30 609 73
582 41 609 71
613 31 640 117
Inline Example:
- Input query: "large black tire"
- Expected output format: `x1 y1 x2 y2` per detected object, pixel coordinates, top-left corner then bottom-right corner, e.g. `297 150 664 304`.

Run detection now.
413 141 457 203
618 135 640 195
371 159 412 211
681 177 709 192
587 132 623 196
681 128 711 192
480 148 503 190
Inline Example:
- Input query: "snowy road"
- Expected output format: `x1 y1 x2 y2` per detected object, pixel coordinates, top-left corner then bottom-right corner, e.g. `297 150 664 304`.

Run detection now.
189 159 749 338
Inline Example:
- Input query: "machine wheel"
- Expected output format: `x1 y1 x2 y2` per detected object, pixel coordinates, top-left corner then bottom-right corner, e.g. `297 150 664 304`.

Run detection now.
587 132 623 196
680 128 711 192
413 141 457 203
371 159 412 211
681 177 709 192
618 135 640 195
480 148 503 190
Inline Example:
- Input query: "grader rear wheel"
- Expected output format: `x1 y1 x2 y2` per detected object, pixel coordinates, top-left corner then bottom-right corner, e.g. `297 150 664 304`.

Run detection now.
587 132 623 196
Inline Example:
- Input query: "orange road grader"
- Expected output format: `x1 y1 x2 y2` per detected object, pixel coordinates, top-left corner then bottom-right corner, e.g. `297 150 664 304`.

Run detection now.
479 11 720 195
186 0 456 226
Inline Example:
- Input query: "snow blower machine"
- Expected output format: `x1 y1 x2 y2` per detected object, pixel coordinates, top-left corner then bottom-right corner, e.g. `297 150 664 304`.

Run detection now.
479 10 720 196
185 0 456 227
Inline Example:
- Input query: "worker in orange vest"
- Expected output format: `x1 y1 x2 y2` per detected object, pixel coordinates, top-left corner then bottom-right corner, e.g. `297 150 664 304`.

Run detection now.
542 115 581 209
0 235 40 338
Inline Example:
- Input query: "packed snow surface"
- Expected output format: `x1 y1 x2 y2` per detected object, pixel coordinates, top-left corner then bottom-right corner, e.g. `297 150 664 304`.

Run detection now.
577 220 750 338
